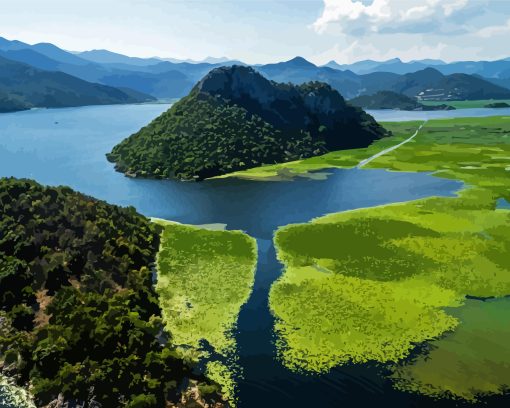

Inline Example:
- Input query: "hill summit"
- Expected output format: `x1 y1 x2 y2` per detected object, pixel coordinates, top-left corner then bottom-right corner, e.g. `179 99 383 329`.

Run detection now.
107 65 387 180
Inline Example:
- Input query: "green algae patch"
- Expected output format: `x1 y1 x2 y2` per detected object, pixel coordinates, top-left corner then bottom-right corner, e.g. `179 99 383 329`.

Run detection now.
390 298 510 401
270 267 460 373
206 361 239 404
270 199 510 377
154 220 257 404
269 116 510 399
215 121 423 180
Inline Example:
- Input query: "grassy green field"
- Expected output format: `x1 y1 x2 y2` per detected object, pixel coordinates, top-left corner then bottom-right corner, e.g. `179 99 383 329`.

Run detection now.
154 219 257 404
422 99 510 109
269 116 510 400
214 122 423 180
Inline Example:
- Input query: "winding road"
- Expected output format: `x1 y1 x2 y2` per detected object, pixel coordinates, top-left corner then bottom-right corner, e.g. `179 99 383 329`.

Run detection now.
357 121 427 169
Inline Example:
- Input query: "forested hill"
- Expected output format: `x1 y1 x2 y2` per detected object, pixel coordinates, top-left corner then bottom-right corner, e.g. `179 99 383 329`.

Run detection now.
349 91 455 111
0 178 222 407
107 65 387 180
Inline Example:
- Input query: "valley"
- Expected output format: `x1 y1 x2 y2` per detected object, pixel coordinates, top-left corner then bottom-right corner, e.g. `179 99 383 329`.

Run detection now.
2 0 510 406
1 103 509 406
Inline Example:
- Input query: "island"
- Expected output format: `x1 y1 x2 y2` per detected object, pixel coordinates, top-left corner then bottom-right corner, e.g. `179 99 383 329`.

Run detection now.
484 102 510 108
106 65 387 180
349 91 455 111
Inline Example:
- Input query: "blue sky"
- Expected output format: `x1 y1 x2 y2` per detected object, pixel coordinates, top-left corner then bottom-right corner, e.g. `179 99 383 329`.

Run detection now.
2 0 510 64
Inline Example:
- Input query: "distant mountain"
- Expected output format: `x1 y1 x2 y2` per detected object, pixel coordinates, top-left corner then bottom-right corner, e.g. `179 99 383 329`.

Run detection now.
410 59 446 65
107 65 386 180
77 49 162 66
201 56 232 64
324 58 434 75
349 91 454 111
2 36 510 100
0 48 61 71
257 57 366 99
388 67 446 96
159 56 237 64
31 42 91 65
0 37 33 51
0 37 247 99
0 55 155 111
433 60 510 78
256 59 510 101
404 69 510 100
486 77 510 90
325 56 510 79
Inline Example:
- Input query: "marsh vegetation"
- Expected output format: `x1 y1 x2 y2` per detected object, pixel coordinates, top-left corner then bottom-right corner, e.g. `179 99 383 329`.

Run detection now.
269 116 510 401
154 220 257 404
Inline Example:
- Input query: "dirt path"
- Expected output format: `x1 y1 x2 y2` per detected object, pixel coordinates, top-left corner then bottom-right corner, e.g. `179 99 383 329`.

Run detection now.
357 121 428 169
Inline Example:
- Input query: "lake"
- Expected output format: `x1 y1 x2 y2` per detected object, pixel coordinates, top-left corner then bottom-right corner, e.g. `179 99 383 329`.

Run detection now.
0 104 477 407
367 106 510 121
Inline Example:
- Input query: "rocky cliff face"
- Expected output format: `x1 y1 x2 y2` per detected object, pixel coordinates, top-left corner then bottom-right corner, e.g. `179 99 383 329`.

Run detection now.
194 65 384 148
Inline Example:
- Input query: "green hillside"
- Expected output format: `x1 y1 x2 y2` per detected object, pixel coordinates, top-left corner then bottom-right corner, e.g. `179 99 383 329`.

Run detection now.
107 66 387 180
349 91 454 110
0 178 220 407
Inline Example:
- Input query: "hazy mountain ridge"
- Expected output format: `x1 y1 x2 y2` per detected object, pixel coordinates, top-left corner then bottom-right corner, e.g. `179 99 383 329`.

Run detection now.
323 57 510 79
0 55 155 111
1 36 510 102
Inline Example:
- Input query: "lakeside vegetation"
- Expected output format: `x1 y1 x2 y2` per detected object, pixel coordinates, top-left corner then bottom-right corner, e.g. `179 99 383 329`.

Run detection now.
154 220 257 404
216 121 421 180
422 99 510 109
269 116 510 401
0 178 221 407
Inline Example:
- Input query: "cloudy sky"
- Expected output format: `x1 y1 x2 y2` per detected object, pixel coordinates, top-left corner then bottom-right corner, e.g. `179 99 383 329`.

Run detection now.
2 0 510 64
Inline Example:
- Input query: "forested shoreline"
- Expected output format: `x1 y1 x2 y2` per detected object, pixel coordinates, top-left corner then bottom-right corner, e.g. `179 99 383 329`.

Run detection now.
0 178 223 407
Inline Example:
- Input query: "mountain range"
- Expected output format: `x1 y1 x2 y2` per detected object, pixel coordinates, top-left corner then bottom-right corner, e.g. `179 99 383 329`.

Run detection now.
2 35 510 106
0 55 154 112
324 57 510 78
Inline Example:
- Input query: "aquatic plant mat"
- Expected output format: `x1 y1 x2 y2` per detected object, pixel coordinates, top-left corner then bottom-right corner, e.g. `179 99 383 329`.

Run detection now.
269 116 510 402
154 220 257 405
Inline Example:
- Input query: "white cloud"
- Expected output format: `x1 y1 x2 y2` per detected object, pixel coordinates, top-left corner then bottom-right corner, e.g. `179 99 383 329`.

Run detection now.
312 0 473 34
313 37 448 64
443 0 469 16
476 18 510 38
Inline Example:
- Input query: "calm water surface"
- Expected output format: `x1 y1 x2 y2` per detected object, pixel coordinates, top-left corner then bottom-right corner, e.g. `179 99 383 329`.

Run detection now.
367 107 510 121
0 105 470 407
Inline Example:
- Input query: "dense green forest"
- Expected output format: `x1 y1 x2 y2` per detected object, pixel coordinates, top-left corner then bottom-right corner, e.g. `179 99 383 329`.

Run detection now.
0 178 221 407
107 66 387 180
484 102 510 108
349 91 454 111
0 91 29 113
